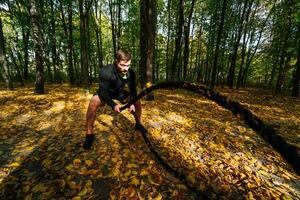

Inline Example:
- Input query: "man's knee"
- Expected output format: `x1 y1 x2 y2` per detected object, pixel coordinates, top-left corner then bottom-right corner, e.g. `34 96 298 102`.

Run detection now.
89 95 104 109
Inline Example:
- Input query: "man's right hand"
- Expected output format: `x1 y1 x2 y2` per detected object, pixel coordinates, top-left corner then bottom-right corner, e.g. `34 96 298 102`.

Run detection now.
114 104 121 113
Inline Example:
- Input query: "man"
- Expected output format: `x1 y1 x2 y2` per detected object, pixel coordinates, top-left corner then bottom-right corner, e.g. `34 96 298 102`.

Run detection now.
83 49 142 150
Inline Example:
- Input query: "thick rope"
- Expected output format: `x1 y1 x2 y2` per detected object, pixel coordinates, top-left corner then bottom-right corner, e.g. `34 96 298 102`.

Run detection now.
119 81 300 195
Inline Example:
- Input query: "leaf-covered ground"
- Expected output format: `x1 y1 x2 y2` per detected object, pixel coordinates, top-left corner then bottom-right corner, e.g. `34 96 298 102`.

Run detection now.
0 84 299 199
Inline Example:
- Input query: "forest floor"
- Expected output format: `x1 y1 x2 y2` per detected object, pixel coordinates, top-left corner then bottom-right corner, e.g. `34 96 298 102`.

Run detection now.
0 84 299 199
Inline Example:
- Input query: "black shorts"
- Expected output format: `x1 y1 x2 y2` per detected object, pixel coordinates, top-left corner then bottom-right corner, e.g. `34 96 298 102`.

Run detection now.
96 90 130 104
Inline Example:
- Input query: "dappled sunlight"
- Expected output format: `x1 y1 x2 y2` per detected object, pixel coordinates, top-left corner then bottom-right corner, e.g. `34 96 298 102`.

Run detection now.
0 85 299 199
143 89 300 199
217 87 300 148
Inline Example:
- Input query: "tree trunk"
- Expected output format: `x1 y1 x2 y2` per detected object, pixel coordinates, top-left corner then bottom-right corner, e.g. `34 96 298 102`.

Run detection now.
165 0 171 81
79 0 90 88
210 0 227 89
68 1 75 85
292 23 300 96
236 28 247 89
50 0 60 83
29 0 45 94
292 47 300 96
0 18 13 90
170 0 184 81
139 0 156 101
108 0 117 56
95 0 103 70
275 1 293 94
227 0 249 88
9 49 24 86
22 27 29 81
182 0 196 80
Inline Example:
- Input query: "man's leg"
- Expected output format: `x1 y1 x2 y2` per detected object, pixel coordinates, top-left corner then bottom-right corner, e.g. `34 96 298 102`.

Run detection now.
133 100 142 124
84 95 103 149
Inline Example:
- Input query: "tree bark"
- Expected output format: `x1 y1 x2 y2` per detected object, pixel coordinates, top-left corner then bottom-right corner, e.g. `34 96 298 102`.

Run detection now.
170 0 184 81
108 0 117 57
183 0 196 80
139 0 156 100
292 47 300 96
210 0 227 89
292 23 300 96
165 0 171 81
275 0 293 94
29 0 45 94
79 0 90 88
50 0 60 83
9 48 24 86
0 18 13 90
227 0 249 88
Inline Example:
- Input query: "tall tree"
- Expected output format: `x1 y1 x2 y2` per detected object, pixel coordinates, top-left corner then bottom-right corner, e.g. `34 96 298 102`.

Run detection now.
139 0 156 99
227 0 250 88
170 0 184 81
79 0 93 88
292 23 300 97
182 0 196 80
275 0 293 94
29 0 45 94
210 0 227 89
0 18 13 90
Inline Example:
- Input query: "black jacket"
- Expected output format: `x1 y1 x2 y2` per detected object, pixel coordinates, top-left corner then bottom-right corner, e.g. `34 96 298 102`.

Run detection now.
97 64 137 109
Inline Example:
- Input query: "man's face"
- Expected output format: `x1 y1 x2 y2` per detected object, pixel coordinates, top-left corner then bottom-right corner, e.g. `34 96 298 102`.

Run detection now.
116 60 131 74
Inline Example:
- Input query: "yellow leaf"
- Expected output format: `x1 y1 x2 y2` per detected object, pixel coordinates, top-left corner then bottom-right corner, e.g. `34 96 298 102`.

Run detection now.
8 162 20 167
26 146 34 151
130 177 140 186
153 193 162 200
68 181 77 190
240 173 246 179
247 182 254 189
177 184 187 191
112 168 120 177
60 180 66 189
124 170 131 177
24 193 33 200
42 158 52 168
137 190 144 200
86 180 93 188
65 165 73 171
148 175 159 186
146 82 152 88
85 160 93 167
32 183 47 193
128 187 135 197
73 159 81 165
87 169 98 175
77 187 87 196
246 192 255 200
187 172 196 183
80 168 87 175
140 169 149 176
72 196 81 200
23 185 30 193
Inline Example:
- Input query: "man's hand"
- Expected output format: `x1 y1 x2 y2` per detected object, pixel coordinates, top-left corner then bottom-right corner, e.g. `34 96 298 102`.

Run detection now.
114 104 121 113
128 104 135 113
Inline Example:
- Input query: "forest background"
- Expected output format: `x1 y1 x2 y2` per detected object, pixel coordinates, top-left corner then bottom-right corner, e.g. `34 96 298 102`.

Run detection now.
0 0 299 96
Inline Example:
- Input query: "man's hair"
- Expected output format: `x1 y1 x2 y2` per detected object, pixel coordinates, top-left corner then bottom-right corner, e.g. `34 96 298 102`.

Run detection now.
116 49 131 62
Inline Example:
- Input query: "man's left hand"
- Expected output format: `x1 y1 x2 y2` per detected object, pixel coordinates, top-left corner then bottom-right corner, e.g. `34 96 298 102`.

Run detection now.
128 104 135 113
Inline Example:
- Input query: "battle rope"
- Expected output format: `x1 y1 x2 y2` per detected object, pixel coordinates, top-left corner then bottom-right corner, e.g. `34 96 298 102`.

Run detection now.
119 81 300 195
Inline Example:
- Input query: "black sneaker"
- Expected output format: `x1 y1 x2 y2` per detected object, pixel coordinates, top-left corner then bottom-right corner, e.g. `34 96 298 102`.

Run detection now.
83 134 95 150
